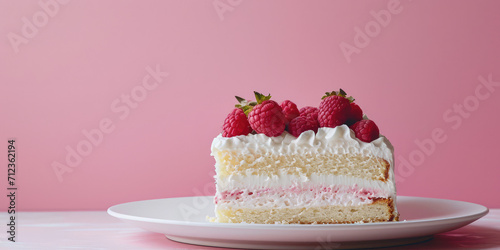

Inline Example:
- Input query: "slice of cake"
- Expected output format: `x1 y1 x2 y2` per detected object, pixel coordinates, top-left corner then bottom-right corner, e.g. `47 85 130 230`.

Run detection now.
211 90 399 224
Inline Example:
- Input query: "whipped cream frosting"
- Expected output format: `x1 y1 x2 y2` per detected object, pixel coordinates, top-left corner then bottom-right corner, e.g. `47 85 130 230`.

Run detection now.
211 125 394 168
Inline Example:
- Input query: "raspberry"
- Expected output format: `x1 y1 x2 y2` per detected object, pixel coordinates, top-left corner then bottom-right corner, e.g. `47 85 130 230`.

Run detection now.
248 100 286 137
280 100 300 124
222 108 252 137
299 106 319 121
350 119 379 142
288 116 319 137
318 95 351 128
346 102 363 126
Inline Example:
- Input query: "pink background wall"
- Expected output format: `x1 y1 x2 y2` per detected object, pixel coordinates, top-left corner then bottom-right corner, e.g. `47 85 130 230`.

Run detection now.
1 0 499 211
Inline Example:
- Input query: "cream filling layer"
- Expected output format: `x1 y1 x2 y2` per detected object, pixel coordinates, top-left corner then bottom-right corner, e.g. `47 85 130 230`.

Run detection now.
215 185 389 209
216 173 395 197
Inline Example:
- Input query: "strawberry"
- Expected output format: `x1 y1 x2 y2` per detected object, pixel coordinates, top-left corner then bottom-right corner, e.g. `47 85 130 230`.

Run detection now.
346 102 363 126
222 108 253 137
280 100 300 124
350 119 379 142
288 116 319 137
318 89 352 128
248 92 286 137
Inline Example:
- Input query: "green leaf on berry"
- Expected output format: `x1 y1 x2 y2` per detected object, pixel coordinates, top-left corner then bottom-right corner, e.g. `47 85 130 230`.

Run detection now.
321 89 355 103
321 91 336 99
235 96 246 103
234 95 258 115
242 106 253 115
254 91 272 104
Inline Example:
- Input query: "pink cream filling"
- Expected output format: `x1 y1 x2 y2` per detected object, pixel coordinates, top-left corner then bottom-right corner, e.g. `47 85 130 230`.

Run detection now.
215 185 388 205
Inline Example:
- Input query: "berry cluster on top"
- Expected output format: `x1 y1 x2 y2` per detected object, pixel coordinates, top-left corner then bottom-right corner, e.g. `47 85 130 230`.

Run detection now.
222 90 380 142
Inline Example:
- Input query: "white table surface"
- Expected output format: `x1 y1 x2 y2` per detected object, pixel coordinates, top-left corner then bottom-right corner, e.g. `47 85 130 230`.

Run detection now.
1 209 499 249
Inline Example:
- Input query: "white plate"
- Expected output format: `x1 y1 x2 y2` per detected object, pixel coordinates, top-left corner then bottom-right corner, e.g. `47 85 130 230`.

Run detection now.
108 196 488 249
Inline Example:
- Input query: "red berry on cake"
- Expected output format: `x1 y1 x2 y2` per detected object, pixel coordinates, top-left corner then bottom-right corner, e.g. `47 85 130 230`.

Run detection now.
346 102 363 126
248 92 286 137
222 108 253 137
299 106 319 121
280 100 300 124
288 116 319 137
318 89 352 128
350 119 380 142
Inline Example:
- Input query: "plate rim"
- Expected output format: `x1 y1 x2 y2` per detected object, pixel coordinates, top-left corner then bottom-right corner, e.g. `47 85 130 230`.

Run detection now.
107 195 489 229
